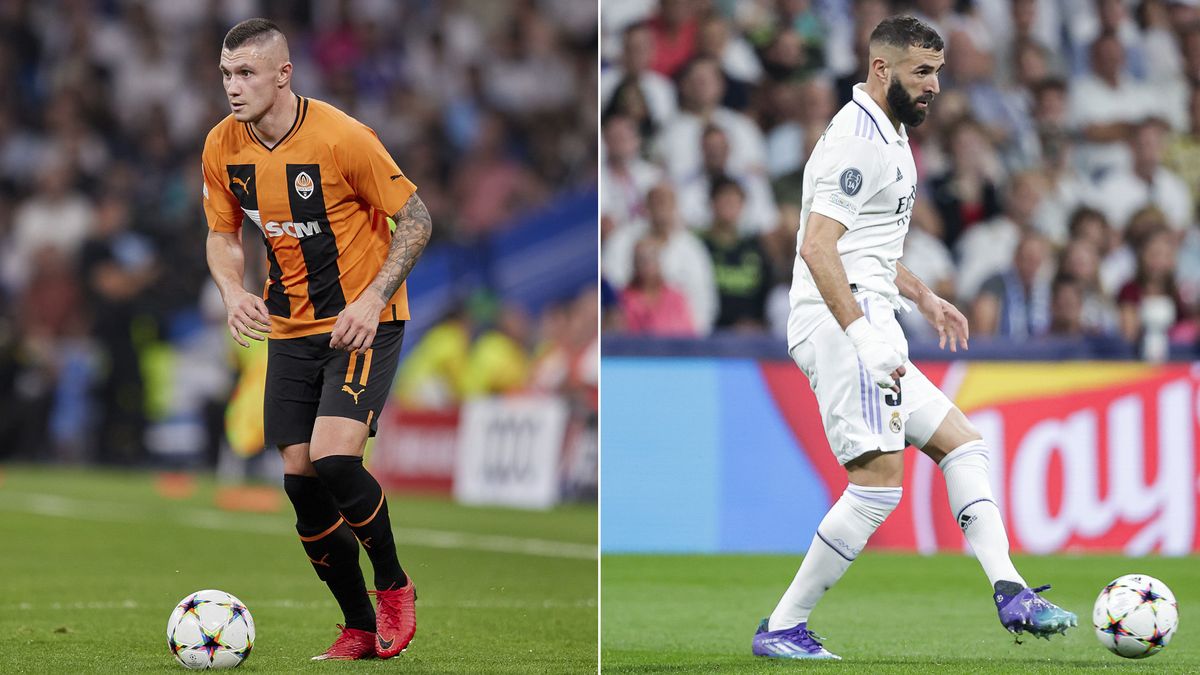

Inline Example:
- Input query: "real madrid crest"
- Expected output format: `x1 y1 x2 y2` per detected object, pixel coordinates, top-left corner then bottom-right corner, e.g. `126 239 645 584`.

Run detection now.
889 411 902 434
294 171 314 199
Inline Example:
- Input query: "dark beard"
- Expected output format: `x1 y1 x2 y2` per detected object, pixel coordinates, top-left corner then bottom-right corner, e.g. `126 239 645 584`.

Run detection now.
887 76 930 127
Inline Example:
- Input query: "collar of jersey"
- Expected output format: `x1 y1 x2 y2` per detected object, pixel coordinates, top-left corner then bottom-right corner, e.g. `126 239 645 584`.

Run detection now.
851 84 906 145
244 94 308 152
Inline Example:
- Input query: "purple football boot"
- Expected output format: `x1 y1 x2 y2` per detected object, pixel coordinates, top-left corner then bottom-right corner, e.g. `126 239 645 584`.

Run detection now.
752 619 841 660
994 581 1077 639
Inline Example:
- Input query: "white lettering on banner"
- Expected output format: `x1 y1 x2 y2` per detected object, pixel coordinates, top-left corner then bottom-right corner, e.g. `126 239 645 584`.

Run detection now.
956 377 1199 556
481 417 539 483
454 397 568 510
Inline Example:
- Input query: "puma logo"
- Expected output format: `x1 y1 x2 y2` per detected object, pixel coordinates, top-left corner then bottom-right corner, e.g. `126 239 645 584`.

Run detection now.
231 176 252 192
308 553 331 568
341 384 365 404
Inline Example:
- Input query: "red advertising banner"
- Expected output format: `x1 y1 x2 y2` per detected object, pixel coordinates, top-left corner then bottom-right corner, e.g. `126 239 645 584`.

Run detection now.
761 361 1200 555
369 408 459 493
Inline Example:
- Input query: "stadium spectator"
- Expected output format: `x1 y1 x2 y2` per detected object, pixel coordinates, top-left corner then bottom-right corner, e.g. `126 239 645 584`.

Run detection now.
1090 118 1194 232
764 76 835 181
1034 126 1090 245
1069 31 1156 178
675 125 777 234
4 152 91 294
1117 224 1190 342
602 113 663 233
1057 237 1119 335
601 21 679 127
971 232 1053 338
930 117 1004 248
1048 274 1087 337
620 238 696 336
646 0 700 78
462 305 532 398
605 183 717 333
653 56 767 181
700 178 772 331
453 111 547 236
695 14 762 111
393 306 471 410
956 171 1045 302
80 195 157 464
1163 86 1200 212
1068 0 1148 80
530 286 599 411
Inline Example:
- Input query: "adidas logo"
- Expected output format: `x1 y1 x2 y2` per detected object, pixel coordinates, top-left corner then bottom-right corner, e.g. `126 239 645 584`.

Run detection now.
959 512 977 532
896 167 903 182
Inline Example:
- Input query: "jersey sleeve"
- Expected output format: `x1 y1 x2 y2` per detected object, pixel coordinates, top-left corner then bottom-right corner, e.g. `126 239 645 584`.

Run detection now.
201 132 242 233
808 136 884 230
335 121 418 217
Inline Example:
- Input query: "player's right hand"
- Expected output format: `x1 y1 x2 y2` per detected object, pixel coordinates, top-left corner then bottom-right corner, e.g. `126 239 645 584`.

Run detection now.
225 289 271 347
845 316 906 392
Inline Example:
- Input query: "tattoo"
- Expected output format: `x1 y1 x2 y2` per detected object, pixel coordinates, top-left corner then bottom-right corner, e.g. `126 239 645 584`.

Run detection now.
371 193 432 303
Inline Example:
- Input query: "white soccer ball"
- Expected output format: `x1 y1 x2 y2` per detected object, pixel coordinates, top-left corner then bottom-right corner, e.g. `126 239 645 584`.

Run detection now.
1093 574 1178 659
166 589 255 669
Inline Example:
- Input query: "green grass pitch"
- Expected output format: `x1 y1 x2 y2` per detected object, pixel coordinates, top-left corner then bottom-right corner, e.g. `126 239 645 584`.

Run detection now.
0 467 597 673
603 552 1199 673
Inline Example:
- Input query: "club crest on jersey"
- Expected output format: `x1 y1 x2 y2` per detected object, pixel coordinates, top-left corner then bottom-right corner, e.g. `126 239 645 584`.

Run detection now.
294 171 314 199
889 411 902 433
839 168 863 196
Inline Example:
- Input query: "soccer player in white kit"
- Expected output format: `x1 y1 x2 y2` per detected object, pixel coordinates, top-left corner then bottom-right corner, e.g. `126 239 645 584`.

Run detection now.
751 17 1077 661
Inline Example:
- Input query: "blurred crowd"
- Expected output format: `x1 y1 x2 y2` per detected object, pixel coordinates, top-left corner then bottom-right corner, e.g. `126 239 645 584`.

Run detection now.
0 0 597 463
395 286 599 414
600 0 1200 354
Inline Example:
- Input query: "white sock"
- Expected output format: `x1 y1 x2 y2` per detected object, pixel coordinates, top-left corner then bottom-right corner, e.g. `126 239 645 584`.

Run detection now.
939 440 1026 588
768 484 902 630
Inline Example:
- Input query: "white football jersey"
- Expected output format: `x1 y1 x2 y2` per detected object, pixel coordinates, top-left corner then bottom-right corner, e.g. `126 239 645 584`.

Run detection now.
787 84 918 349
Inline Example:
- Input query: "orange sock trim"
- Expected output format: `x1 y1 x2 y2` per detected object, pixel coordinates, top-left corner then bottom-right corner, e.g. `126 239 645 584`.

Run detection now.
299 517 345 542
344 492 385 528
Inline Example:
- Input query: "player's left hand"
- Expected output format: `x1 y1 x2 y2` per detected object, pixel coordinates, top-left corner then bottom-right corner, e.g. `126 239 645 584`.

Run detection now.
330 294 384 353
917 291 969 352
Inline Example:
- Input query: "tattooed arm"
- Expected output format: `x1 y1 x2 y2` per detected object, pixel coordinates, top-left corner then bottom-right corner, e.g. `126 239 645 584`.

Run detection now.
368 193 433 303
329 193 433 353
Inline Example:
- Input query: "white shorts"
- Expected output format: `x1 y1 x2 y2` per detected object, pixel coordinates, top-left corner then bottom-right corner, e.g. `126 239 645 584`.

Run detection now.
790 291 955 466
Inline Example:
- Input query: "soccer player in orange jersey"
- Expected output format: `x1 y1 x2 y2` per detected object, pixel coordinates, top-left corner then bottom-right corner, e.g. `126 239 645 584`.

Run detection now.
202 19 430 661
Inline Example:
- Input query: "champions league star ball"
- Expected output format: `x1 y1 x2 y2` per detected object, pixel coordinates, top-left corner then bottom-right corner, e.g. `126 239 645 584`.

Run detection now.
1093 574 1178 659
166 590 255 669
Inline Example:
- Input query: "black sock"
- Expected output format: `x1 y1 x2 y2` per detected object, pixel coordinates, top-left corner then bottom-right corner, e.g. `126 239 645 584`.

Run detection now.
283 474 376 631
312 455 407 590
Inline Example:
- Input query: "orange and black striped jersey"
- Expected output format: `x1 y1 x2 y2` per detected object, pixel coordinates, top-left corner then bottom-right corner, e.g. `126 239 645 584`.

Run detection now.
201 95 418 339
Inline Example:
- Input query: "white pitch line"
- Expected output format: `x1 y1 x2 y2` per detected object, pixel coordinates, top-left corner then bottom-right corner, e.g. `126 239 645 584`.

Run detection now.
0 598 597 612
0 492 596 560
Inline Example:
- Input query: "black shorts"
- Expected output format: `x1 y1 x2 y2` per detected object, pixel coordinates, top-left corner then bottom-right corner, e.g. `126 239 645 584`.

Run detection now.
264 321 405 448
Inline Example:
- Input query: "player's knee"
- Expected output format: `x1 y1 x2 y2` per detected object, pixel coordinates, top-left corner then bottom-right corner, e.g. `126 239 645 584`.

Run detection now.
844 484 903 528
938 438 989 472
311 453 366 485
278 443 316 476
